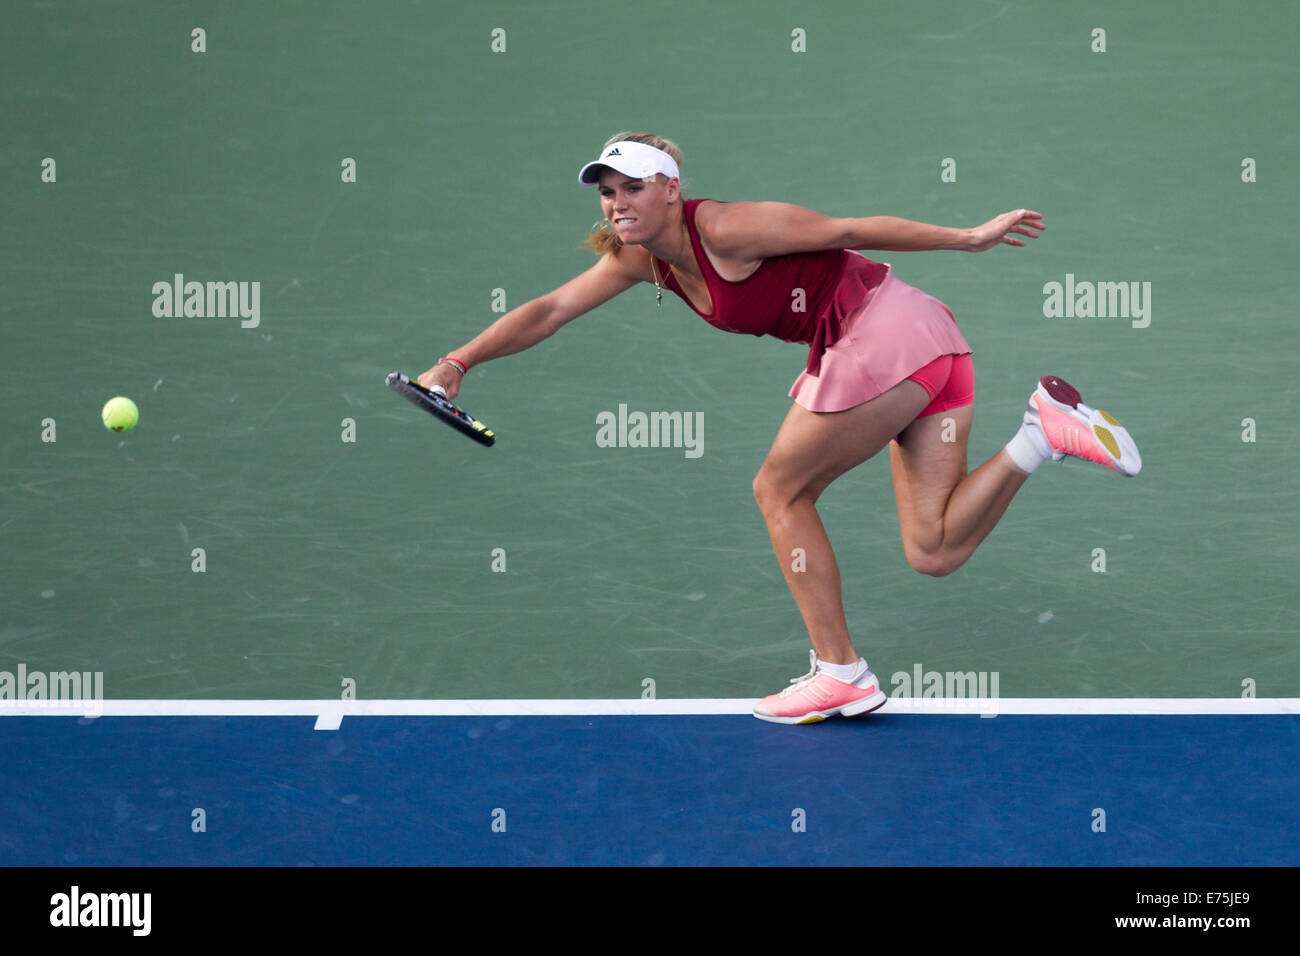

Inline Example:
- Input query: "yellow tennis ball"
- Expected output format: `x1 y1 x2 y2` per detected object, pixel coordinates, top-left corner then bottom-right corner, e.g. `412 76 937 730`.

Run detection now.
102 396 139 432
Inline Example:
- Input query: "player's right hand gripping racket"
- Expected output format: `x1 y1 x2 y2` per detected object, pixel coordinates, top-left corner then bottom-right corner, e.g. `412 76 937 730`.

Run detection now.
386 371 496 446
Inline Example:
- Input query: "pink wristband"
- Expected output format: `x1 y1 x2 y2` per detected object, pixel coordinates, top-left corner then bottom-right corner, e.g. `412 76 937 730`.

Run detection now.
438 356 468 375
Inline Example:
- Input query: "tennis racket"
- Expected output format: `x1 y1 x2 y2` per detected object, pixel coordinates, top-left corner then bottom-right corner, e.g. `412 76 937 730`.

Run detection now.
385 371 496 446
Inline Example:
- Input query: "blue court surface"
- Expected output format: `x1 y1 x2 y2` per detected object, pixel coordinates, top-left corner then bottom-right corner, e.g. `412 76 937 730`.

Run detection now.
2 713 1295 866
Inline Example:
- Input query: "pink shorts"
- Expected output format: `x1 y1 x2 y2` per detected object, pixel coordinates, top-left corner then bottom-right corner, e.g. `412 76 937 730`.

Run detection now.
789 266 973 413
906 352 975 418
886 352 975 444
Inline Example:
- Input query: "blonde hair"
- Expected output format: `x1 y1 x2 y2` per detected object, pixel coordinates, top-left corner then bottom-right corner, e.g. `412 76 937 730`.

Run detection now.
582 131 687 256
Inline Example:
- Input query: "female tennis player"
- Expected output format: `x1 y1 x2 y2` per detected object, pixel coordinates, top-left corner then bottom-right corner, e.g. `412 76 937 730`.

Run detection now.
419 132 1141 725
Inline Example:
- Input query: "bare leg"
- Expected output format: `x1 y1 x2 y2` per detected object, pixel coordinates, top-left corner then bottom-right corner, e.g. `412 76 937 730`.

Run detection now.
752 380 931 664
889 404 1030 576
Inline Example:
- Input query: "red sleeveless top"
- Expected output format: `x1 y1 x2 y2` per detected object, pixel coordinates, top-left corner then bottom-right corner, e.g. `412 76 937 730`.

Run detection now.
653 198 889 375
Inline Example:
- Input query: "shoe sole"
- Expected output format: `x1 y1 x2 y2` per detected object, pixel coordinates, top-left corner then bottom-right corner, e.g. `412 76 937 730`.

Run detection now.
752 688 888 725
1034 375 1142 476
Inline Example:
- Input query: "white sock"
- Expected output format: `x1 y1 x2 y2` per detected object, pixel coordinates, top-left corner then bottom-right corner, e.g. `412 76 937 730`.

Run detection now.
817 658 863 680
1004 422 1052 474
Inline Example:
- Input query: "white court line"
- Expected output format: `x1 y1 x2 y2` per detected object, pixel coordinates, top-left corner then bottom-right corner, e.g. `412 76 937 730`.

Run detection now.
0 697 1297 728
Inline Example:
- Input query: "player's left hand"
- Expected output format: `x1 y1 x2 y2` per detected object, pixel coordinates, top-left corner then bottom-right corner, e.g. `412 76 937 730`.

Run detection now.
966 209 1045 252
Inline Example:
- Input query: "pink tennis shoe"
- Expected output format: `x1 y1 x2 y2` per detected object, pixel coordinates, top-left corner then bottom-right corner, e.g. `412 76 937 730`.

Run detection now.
753 650 888 724
1027 375 1141 476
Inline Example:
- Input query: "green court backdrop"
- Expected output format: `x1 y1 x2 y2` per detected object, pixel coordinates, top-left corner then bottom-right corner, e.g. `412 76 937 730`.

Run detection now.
2 1 1295 699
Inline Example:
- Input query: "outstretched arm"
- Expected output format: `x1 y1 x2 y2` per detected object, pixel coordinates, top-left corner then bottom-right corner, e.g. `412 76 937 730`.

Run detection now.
847 209 1046 252
416 248 642 398
706 201 1045 258
845 216 974 252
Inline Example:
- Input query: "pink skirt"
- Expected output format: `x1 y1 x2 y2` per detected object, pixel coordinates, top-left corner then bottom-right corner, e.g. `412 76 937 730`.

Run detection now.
789 264 972 413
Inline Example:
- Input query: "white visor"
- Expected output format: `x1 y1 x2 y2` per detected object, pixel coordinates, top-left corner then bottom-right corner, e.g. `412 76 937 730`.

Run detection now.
578 140 679 186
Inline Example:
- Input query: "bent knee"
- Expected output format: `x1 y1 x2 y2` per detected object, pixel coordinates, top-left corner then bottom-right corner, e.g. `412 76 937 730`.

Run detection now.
752 472 792 518
905 546 962 578
751 470 775 512
752 468 823 516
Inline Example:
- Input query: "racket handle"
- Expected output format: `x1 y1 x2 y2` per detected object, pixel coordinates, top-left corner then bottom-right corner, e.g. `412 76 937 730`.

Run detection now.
430 384 447 397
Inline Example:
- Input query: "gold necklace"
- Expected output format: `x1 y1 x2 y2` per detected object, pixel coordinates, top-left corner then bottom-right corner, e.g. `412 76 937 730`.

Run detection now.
649 220 689 307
